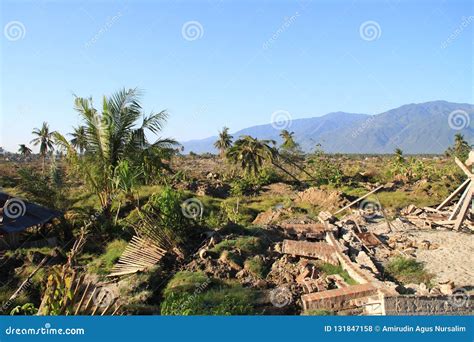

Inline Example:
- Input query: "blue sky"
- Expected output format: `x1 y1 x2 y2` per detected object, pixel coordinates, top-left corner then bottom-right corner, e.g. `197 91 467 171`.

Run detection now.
1 0 473 152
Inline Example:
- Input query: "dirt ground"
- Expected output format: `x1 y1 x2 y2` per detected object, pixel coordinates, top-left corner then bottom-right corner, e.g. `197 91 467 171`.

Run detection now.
410 230 474 287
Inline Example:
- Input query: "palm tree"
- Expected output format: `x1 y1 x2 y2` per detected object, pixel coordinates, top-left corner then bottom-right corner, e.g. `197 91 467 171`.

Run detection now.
31 122 55 172
214 127 233 158
69 126 87 154
280 130 298 151
18 144 32 157
445 133 471 161
54 88 178 214
394 148 405 164
226 136 300 182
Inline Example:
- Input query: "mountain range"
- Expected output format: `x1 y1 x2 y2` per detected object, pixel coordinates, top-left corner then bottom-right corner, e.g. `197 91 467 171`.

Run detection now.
180 101 473 154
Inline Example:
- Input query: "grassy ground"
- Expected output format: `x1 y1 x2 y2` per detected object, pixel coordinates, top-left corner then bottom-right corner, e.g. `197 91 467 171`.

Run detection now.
384 256 434 286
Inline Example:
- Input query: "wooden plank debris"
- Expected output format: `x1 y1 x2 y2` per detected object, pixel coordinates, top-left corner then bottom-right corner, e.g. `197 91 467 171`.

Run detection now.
333 185 383 215
453 185 473 231
108 236 167 277
436 179 470 210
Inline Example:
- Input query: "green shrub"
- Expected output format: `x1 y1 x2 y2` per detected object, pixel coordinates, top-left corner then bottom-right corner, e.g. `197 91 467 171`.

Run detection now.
307 149 344 186
210 236 266 256
17 167 67 209
235 236 266 254
230 178 256 196
219 198 254 225
255 167 281 186
0 286 31 314
87 239 128 275
129 187 197 249
244 256 268 279
318 263 357 285
209 239 237 255
161 278 257 315
385 256 433 285
10 303 37 315
163 271 210 297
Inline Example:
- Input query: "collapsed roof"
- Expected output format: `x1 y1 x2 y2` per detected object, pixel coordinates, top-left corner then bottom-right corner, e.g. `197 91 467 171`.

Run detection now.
0 192 61 234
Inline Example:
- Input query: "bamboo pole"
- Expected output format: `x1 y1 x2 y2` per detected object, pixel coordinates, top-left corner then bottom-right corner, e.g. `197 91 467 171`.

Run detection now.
334 185 384 215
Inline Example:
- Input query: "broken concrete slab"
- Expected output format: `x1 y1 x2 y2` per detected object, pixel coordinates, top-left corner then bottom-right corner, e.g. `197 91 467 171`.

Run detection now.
281 240 338 265
354 232 382 248
301 283 378 311
279 223 331 239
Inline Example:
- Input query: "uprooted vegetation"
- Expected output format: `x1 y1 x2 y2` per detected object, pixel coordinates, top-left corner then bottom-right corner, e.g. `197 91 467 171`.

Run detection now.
0 90 472 316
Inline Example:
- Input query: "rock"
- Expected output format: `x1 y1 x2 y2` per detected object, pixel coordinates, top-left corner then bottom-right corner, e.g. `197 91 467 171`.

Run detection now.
404 283 420 294
417 240 431 250
439 281 455 295
342 233 352 242
355 251 378 274
318 211 336 223
418 283 429 295
253 207 294 225
274 242 282 253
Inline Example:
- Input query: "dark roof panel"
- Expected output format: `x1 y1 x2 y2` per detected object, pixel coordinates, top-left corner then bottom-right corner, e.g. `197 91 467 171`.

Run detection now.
0 192 62 233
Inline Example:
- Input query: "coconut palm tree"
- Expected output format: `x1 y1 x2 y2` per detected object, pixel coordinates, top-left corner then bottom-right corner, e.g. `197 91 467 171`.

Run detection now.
279 130 297 151
214 127 233 158
18 144 32 157
445 133 471 161
394 148 405 164
54 88 178 215
69 126 87 154
31 122 55 172
226 136 300 182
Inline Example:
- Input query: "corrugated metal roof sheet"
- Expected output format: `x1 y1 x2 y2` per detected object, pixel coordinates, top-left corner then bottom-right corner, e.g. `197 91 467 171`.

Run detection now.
0 192 61 233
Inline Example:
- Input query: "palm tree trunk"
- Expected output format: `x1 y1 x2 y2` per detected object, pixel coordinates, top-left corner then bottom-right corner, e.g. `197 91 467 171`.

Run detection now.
271 161 301 184
276 151 318 182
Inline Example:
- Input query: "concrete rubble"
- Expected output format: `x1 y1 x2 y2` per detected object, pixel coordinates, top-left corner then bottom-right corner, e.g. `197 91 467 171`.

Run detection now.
269 184 474 315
